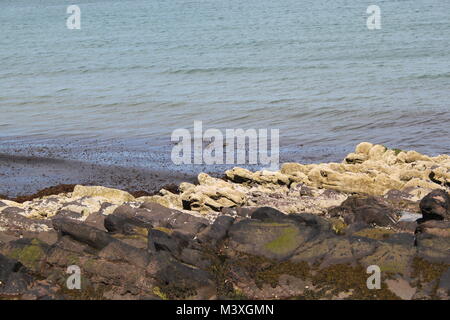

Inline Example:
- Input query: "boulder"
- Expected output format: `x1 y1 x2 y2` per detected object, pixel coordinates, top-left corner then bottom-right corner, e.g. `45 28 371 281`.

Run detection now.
197 215 235 247
72 185 135 204
329 196 399 227
227 209 329 261
419 189 450 222
52 218 115 250
0 254 33 297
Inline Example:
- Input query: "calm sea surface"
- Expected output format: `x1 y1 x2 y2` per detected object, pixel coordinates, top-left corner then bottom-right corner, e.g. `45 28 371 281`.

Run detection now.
1 0 449 169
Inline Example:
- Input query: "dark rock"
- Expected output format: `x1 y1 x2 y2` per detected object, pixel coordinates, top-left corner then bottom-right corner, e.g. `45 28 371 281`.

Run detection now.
0 238 50 272
84 211 107 231
149 251 216 299
0 254 33 297
437 267 450 299
148 229 187 255
415 221 450 264
415 220 450 238
419 189 450 222
0 210 52 234
178 248 212 269
251 206 287 221
397 221 418 233
1 207 26 215
21 280 63 300
329 196 399 227
383 189 420 212
98 240 149 268
290 235 377 268
107 203 209 238
53 210 83 221
52 218 115 250
197 215 234 247
228 212 329 261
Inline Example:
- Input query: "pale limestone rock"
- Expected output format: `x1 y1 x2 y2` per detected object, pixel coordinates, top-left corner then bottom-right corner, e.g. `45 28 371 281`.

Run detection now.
368 144 387 160
355 142 373 155
280 163 310 175
344 152 367 164
432 167 450 185
72 185 135 204
225 167 255 182
405 150 431 163
0 200 23 211
255 170 290 185
401 178 442 192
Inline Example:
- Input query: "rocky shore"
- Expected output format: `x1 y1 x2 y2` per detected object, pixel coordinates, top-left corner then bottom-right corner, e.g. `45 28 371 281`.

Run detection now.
0 142 449 300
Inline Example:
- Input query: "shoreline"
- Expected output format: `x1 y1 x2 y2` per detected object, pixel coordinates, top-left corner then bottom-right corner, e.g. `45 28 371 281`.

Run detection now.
0 153 199 199
0 142 449 300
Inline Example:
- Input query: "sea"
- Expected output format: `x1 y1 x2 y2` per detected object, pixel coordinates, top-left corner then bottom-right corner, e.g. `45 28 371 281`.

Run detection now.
1 0 449 172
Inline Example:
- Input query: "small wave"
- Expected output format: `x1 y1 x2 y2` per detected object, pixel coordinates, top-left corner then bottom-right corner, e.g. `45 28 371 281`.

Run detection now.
162 66 270 75
415 72 450 80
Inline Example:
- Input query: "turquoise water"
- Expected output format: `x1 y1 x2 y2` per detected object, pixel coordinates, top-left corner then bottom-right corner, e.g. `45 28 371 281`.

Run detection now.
1 0 449 165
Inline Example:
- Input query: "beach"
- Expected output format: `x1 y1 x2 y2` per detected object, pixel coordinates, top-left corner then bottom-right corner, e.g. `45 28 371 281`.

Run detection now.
1 143 449 300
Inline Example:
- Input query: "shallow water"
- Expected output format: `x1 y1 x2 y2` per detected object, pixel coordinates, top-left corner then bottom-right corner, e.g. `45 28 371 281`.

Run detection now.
1 0 449 168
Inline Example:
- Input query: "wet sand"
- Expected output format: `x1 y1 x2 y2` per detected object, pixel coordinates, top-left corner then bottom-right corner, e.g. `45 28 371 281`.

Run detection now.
0 153 197 198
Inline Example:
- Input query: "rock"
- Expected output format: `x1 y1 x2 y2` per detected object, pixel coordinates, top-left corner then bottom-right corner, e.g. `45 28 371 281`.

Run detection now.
329 196 399 227
98 240 149 268
344 153 368 164
415 220 450 264
0 210 52 234
0 238 49 272
148 228 187 256
149 251 216 299
436 267 450 299
52 218 115 250
106 203 209 239
290 235 376 268
20 280 63 300
251 207 287 221
72 185 135 205
228 209 329 261
0 254 33 297
176 174 247 213
1 206 26 215
419 189 450 222
84 211 107 231
360 241 415 276
355 142 374 155
197 215 234 247
385 277 416 300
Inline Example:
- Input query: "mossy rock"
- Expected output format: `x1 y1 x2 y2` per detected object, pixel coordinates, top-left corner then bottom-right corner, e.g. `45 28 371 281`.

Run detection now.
264 225 300 255
8 239 46 271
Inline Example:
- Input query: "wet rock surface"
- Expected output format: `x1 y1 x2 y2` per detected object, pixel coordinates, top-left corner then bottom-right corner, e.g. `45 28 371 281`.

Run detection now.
0 143 449 300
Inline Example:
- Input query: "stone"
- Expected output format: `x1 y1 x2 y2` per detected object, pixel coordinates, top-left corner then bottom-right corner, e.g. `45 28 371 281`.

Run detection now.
419 189 450 222
72 185 135 204
106 203 208 239
329 196 399 227
228 210 328 261
197 215 234 247
385 278 416 300
52 218 115 250
0 254 33 297
0 238 49 272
